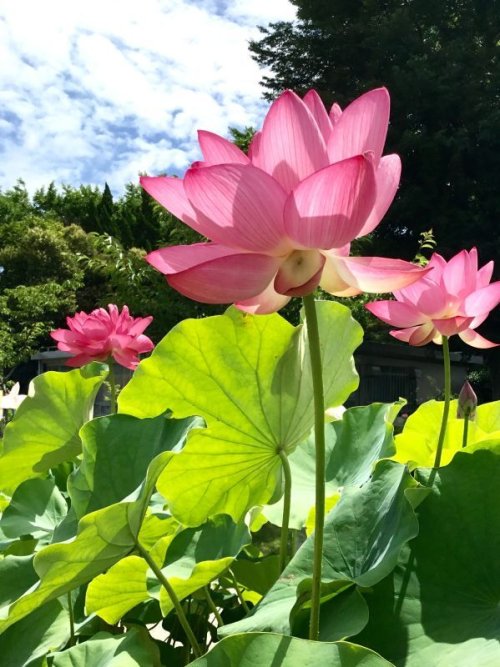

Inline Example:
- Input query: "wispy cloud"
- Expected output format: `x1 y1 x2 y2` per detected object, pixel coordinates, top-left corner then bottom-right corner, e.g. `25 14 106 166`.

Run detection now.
0 0 295 193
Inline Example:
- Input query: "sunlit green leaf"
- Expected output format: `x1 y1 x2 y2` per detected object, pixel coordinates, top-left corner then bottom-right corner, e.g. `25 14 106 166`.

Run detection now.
0 555 38 614
120 303 361 525
69 413 201 518
0 451 171 633
190 633 393 666
393 399 500 467
86 515 251 623
354 448 500 665
264 402 401 529
0 364 106 497
0 600 69 666
0 478 67 541
221 461 421 640
51 627 161 666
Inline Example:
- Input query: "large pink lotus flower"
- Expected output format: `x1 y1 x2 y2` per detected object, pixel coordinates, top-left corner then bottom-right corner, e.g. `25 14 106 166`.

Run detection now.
142 88 427 313
51 305 154 369
365 248 500 348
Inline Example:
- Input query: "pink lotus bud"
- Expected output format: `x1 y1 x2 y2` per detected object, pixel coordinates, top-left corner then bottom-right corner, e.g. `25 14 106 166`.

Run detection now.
457 380 477 420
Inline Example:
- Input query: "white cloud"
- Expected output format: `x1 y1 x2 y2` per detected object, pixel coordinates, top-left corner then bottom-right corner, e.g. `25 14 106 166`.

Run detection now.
0 0 296 194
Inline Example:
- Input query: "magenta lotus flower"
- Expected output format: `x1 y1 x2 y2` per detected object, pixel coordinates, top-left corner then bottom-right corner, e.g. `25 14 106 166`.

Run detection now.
51 305 154 370
366 248 500 348
142 88 427 313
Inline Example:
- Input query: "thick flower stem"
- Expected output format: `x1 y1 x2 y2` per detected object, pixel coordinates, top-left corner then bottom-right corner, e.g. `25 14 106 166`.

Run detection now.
433 336 451 470
278 449 292 573
302 293 326 641
107 361 118 414
136 540 202 658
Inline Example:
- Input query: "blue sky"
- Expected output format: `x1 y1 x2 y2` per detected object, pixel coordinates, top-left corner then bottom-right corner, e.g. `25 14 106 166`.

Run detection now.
0 0 296 194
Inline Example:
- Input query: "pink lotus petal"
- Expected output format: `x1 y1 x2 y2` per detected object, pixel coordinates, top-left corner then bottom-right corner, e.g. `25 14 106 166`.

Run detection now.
248 130 261 162
468 310 489 329
252 90 328 192
389 326 420 343
141 176 199 229
148 243 281 304
126 316 154 337
147 243 240 273
184 164 289 253
328 88 390 165
409 323 437 346
390 323 435 346
284 155 376 249
477 260 494 288
332 255 429 293
236 283 291 314
197 130 250 165
459 329 499 349
432 316 473 337
329 102 342 124
463 282 500 317
365 300 426 328
112 348 139 370
274 250 325 296
65 353 101 367
303 89 332 142
126 334 156 354
395 276 448 317
356 154 402 238
318 246 362 296
442 249 471 297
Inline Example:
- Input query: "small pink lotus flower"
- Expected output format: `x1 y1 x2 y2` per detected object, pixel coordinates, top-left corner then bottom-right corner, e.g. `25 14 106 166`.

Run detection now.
51 305 154 370
365 248 500 348
142 88 426 313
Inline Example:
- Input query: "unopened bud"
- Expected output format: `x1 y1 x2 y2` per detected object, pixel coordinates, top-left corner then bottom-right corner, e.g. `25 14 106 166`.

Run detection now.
457 380 477 420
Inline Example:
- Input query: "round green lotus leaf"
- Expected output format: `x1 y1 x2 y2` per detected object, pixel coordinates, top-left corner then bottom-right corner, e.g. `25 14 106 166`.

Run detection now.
190 633 393 666
354 449 500 665
120 303 362 525
393 399 500 468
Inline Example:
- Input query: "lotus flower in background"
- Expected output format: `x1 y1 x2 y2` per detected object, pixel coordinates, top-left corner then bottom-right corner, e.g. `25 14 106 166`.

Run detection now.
51 305 154 370
366 248 500 348
142 88 427 313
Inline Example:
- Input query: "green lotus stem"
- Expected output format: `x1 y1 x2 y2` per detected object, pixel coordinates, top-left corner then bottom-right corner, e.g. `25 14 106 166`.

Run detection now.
229 568 250 614
433 336 451 470
203 586 224 626
302 293 326 641
291 529 301 558
67 591 75 647
136 540 202 658
278 449 292 573
107 360 118 414
462 414 470 448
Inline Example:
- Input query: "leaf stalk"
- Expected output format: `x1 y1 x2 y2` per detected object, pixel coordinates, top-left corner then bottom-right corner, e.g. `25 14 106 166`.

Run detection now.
278 448 292 573
136 540 202 658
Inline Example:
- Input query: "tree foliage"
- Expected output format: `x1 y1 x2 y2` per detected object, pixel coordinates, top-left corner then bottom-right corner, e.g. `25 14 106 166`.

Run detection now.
0 181 221 381
250 0 500 265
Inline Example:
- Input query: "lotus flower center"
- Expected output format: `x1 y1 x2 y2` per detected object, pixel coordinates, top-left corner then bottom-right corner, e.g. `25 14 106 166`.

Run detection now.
274 249 325 297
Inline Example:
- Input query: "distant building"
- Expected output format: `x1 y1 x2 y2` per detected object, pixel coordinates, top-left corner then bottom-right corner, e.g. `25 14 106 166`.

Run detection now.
349 341 484 410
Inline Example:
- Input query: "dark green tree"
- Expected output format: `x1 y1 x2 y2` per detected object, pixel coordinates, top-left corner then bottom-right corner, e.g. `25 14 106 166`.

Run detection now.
250 0 500 264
